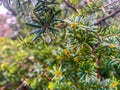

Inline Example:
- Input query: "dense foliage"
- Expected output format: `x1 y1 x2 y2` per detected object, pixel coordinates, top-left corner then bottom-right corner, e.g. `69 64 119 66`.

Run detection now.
0 0 120 90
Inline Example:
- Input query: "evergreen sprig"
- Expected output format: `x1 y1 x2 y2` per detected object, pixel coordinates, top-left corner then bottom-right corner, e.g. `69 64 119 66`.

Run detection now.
26 0 63 41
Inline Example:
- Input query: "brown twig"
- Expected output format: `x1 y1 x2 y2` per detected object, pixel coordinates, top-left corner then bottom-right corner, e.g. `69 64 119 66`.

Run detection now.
104 0 120 8
94 8 120 25
16 83 26 90
16 79 28 90
64 1 78 13
94 55 102 78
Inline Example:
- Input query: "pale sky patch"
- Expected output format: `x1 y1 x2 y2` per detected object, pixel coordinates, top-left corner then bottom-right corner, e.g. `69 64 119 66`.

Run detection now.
0 5 8 14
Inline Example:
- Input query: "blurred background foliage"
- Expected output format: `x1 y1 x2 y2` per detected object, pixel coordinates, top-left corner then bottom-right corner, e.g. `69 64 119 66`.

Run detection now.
0 0 120 90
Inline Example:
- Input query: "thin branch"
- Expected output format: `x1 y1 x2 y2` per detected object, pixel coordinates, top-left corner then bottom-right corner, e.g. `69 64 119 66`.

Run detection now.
64 1 78 13
104 0 120 8
94 8 120 25
16 83 25 90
